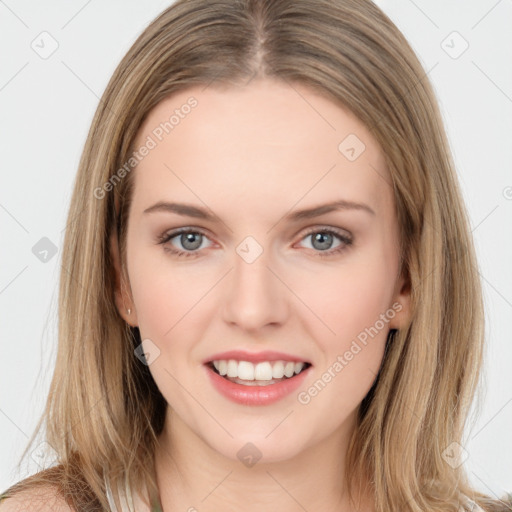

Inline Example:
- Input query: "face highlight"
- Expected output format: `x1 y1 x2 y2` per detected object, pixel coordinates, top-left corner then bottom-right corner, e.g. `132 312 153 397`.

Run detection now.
114 78 410 463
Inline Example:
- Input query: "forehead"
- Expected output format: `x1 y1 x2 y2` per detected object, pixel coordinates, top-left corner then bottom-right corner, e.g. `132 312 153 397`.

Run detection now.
131 79 392 217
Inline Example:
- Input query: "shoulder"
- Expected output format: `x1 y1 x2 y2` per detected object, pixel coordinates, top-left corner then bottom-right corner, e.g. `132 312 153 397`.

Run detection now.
0 486 76 512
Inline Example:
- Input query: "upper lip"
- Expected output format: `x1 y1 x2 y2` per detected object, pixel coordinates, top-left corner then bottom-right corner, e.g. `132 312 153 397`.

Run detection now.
204 350 312 365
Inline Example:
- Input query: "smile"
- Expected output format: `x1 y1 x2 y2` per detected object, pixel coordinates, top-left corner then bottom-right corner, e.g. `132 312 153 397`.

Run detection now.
204 360 312 405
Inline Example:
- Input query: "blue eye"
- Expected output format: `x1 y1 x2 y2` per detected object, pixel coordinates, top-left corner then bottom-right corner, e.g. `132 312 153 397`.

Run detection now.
157 228 212 258
298 228 353 257
157 227 353 259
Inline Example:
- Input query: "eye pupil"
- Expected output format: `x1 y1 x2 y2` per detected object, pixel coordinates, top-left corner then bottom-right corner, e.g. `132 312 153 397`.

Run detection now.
181 232 202 250
312 232 333 251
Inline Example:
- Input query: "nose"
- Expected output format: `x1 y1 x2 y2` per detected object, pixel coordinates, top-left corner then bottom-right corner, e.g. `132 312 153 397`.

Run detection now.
221 244 289 332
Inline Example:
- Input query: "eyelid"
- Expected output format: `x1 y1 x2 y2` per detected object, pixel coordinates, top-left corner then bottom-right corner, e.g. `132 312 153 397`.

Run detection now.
157 225 211 240
297 224 352 238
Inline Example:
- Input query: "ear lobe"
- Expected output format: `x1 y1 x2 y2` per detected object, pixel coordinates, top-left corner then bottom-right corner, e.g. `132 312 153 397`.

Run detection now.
389 270 412 330
110 231 138 326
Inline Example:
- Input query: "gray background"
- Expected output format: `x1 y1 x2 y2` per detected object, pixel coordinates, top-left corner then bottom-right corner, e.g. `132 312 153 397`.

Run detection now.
1 0 511 497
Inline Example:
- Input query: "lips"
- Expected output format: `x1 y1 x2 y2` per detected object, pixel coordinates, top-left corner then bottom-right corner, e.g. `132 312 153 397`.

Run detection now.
201 349 312 405
204 361 312 405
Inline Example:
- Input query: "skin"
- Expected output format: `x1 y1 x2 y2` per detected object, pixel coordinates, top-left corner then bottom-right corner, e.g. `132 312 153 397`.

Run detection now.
111 78 411 512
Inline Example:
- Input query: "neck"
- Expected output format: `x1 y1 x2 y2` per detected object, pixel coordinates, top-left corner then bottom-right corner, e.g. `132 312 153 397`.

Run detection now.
153 406 373 512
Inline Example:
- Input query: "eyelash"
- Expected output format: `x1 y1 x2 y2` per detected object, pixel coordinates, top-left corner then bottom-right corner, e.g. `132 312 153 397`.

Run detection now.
156 227 353 259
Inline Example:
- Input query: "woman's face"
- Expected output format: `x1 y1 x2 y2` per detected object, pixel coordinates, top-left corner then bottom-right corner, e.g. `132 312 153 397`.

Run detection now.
113 78 411 463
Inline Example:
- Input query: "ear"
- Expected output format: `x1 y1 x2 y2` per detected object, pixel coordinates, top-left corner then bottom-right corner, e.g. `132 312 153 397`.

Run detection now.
110 231 138 327
388 266 412 330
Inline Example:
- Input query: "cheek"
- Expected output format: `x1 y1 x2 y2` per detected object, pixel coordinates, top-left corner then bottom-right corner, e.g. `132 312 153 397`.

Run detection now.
127 248 208 339
303 253 397 347
305 244 398 404
296 260 394 415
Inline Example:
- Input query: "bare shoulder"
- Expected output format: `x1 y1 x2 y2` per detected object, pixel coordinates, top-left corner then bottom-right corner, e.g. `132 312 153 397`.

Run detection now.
0 485 76 512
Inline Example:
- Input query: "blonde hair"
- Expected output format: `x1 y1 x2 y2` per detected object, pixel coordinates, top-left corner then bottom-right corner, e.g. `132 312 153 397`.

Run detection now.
2 1 510 511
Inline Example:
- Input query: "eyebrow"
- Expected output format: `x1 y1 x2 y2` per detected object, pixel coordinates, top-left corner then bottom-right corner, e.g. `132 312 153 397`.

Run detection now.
143 199 375 221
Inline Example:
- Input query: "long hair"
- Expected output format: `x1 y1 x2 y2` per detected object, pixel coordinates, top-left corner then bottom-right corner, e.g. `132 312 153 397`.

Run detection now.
2 1 510 511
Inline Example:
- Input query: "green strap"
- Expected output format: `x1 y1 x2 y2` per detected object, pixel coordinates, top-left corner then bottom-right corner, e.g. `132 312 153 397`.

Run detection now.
150 487 163 512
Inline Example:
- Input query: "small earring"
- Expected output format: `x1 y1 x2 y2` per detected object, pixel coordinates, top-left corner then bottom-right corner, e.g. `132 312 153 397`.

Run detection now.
127 308 132 315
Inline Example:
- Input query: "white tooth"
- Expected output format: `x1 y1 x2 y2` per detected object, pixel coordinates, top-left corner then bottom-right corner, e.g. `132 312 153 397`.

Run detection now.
238 361 255 380
218 360 228 376
215 359 306 381
283 361 295 378
227 359 238 378
271 361 285 379
254 362 273 380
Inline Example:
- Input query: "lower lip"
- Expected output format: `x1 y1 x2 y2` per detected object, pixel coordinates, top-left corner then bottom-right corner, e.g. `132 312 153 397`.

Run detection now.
204 364 311 406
